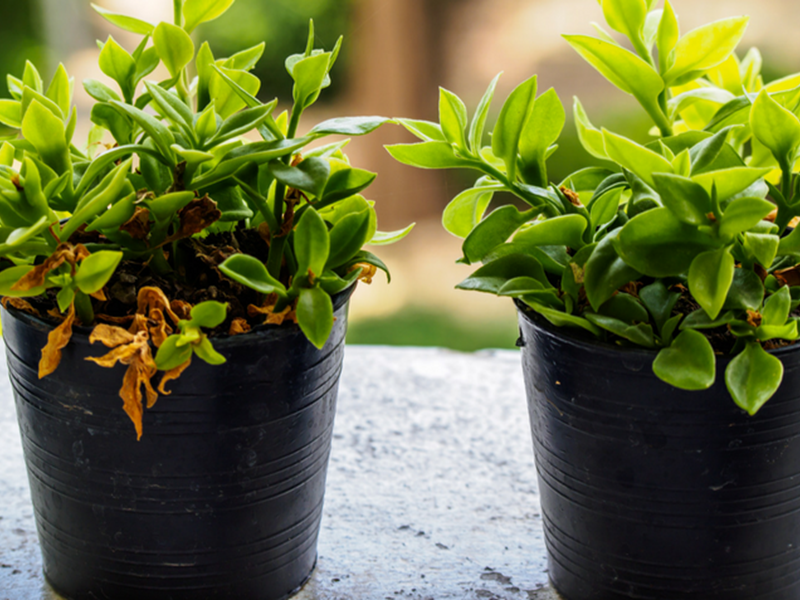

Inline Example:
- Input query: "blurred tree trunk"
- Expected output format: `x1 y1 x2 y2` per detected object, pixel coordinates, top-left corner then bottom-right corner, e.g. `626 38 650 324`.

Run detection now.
348 0 457 229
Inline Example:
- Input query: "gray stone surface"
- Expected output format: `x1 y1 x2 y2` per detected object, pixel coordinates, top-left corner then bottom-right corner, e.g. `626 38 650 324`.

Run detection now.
0 345 560 600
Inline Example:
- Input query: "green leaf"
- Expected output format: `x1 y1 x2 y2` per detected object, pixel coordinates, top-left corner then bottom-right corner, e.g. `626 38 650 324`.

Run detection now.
308 116 389 137
397 118 445 142
519 88 565 185
219 254 287 296
86 192 136 232
691 167 771 201
680 309 735 331
584 229 641 310
155 335 194 371
750 89 800 166
134 47 160 83
369 223 416 246
585 313 655 347
719 197 775 239
297 286 334 350
295 207 330 278
0 100 21 128
321 166 377 204
144 81 195 140
269 157 330 198
573 97 607 159
439 87 468 149
98 37 136 102
22 61 42 94
664 17 749 85
21 100 70 174
386 141 475 170
223 43 266 71
62 159 133 240
109 101 176 162
190 301 228 329
603 129 673 187
616 207 720 277
652 173 711 226
602 0 647 46
45 64 72 118
597 293 649 324
688 246 735 320
523 300 601 336
442 184 502 238
657 0 680 73
469 73 501 152
653 330 716 390
56 287 75 313
74 251 123 295
91 4 154 35
154 22 195 79
726 341 783 415
724 268 764 311
513 214 588 250
192 336 226 365
563 35 664 126
640 280 681 332
183 0 236 33
463 206 538 263
457 254 549 295
762 286 791 327
492 75 537 179
743 232 779 268
208 65 262 119
205 103 274 147
291 52 330 110
327 210 371 269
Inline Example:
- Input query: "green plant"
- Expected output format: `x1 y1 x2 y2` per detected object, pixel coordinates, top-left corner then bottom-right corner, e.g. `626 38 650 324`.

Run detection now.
388 0 800 414
0 0 411 438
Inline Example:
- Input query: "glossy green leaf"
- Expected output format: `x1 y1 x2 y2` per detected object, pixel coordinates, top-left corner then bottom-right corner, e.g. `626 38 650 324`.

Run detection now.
751 89 800 165
183 0 236 33
653 330 716 390
597 292 649 324
109 101 176 162
327 210 371 269
321 166 377 204
439 87 468 149
719 197 775 239
640 280 681 333
691 167 771 202
762 286 791 327
513 214 588 250
98 36 135 99
0 99 21 129
463 206 538 263
369 223 416 246
209 65 261 119
457 254 549 295
45 64 72 118
585 313 655 347
442 184 502 238
726 341 783 415
154 22 195 79
523 299 601 336
492 75 537 179
219 254 287 296
0 265 47 298
652 173 711 225
616 207 720 277
269 157 330 198
688 246 735 320
144 81 195 139
743 232 779 268
291 52 330 110
469 73 501 152
584 229 641 310
21 100 70 174
155 336 194 371
601 0 647 45
590 187 622 229
294 207 330 278
386 142 475 170
74 251 123 295
190 301 228 329
297 286 334 350
657 1 680 73
724 268 764 311
664 17 750 85
91 4 154 35
206 103 275 147
192 337 226 365
573 97 607 160
680 309 735 331
519 88 565 185
309 116 389 137
603 129 673 187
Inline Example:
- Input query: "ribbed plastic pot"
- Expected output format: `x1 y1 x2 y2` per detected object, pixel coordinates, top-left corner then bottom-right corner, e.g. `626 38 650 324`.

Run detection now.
1 288 353 600
516 301 800 600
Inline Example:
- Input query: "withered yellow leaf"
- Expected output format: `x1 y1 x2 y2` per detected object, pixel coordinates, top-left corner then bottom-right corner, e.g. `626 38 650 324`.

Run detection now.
39 303 76 379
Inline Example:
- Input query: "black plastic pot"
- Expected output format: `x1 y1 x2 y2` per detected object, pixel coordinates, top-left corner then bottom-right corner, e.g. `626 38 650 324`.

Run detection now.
517 302 800 600
2 289 353 600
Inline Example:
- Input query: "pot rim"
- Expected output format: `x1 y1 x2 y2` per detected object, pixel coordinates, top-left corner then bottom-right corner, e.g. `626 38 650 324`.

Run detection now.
514 298 800 362
2 284 355 349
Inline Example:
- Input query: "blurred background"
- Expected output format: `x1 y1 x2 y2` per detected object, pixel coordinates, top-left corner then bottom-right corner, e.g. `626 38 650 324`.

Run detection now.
7 0 800 350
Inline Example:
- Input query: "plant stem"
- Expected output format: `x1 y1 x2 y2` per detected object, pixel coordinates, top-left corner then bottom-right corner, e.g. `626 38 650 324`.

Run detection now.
74 292 94 326
173 0 183 27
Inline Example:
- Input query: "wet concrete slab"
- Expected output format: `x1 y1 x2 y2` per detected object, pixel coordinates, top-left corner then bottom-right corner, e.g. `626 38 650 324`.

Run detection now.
0 345 561 600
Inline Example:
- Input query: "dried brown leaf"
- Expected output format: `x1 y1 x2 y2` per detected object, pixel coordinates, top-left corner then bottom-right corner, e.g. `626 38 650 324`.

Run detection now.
350 263 377 285
164 195 221 244
89 324 135 348
1 297 40 316
137 287 180 324
158 356 192 395
170 300 193 321
229 318 251 336
39 303 75 379
248 302 297 326
119 207 151 240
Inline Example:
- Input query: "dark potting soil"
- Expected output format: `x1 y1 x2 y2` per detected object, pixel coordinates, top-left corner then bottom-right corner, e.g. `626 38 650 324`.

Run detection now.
25 228 271 337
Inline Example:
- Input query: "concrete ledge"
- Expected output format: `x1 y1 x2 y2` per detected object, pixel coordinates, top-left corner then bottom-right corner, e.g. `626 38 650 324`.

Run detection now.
0 345 561 600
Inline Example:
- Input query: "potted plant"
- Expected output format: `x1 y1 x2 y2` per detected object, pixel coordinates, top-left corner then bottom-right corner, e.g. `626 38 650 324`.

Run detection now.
0 1 412 599
388 2 800 598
